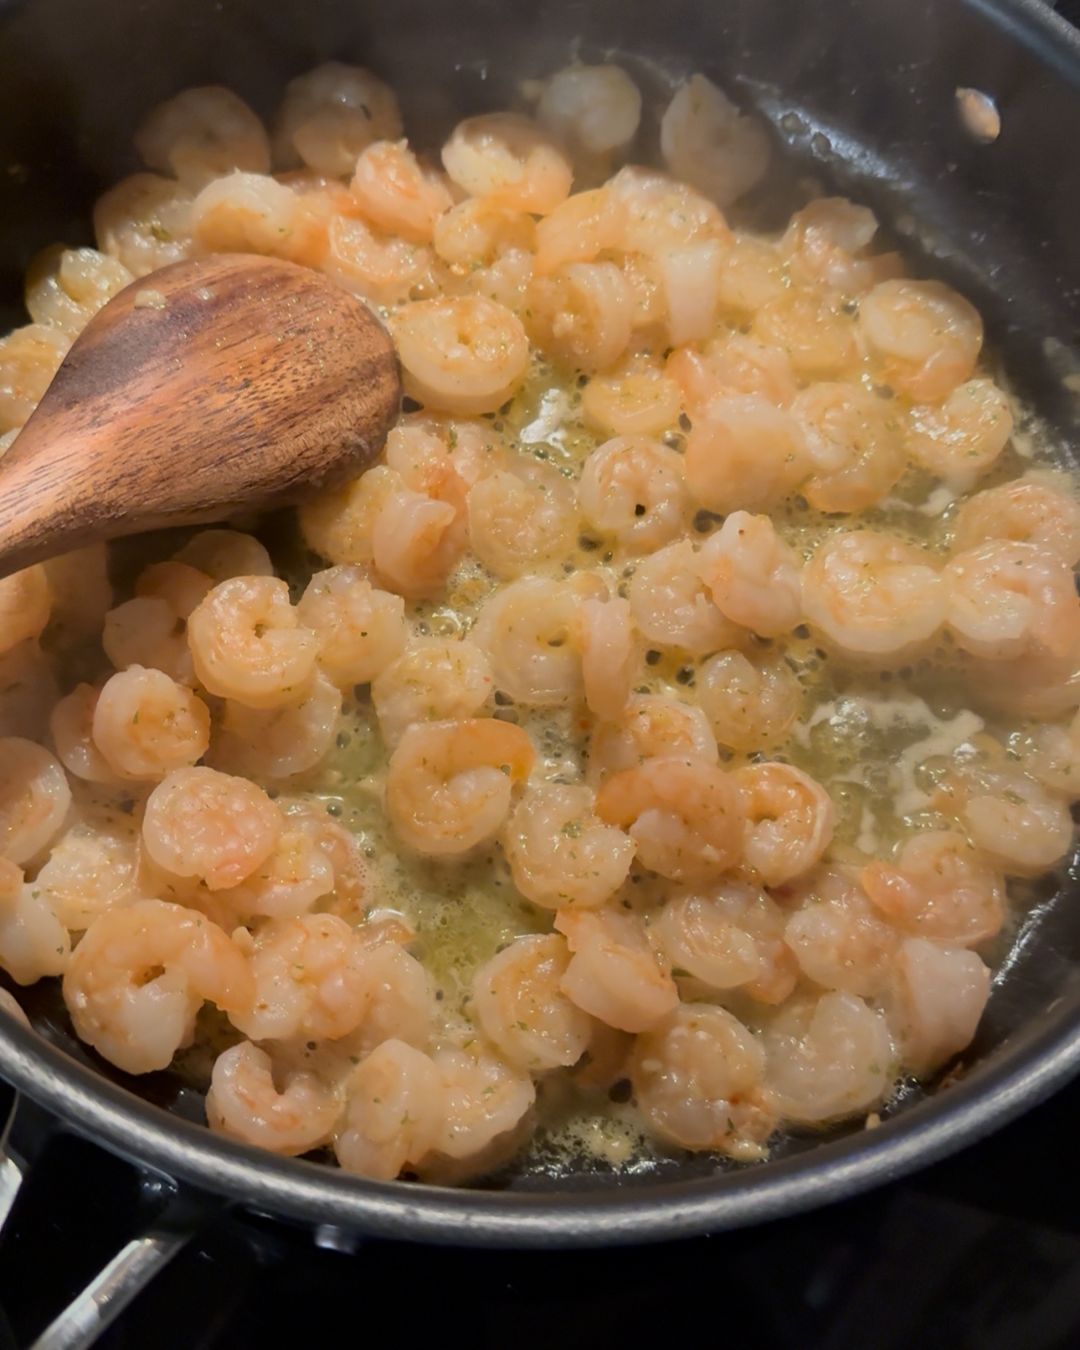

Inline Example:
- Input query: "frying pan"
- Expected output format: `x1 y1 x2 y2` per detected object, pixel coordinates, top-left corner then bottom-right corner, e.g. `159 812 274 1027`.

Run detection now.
0 0 1079 1340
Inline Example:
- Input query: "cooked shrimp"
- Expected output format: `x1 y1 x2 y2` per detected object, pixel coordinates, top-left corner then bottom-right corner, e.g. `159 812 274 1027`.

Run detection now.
650 239 729 346
142 766 282 890
347 942 435 1058
385 718 534 857
781 197 890 295
391 296 529 415
503 783 635 910
0 566 51 656
135 86 270 188
801 530 945 658
792 382 906 513
580 361 683 439
441 113 572 214
273 62 403 176
697 512 802 638
278 799 370 917
372 638 494 748
907 379 1013 488
577 595 636 722
300 465 405 569
578 436 690 553
760 991 893 1123
527 261 632 374
653 882 796 1003
0 859 69 985
951 472 1080 566
1025 709 1080 797
25 245 133 337
472 934 594 1071
173 529 272 582
187 576 319 709
753 292 861 381
0 640 58 744
297 566 406 686
466 455 579 577
190 171 327 266
631 1004 772 1157
535 64 642 162
944 540 1080 661
334 1039 443 1179
555 906 678 1033
659 74 770 207
783 866 899 997
49 685 118 784
683 395 808 514
93 173 194 277
0 738 71 865
428 1039 535 1167
714 235 787 316
667 333 796 412
858 278 982 402
104 596 195 687
207 1041 342 1157
861 830 1005 947
211 672 342 780
0 324 69 432
472 575 596 705
608 165 730 254
350 139 452 243
889 937 990 1076
956 768 1073 876
586 694 717 787
218 825 334 921
323 213 436 307
62 900 253 1074
91 666 210 782
963 637 1080 720
33 820 142 931
627 540 741 655
696 648 802 752
136 561 215 618
734 762 835 887
595 755 743 882
434 197 536 268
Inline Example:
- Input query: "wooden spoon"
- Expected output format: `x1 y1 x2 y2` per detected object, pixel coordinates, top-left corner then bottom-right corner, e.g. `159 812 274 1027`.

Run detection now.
0 253 401 577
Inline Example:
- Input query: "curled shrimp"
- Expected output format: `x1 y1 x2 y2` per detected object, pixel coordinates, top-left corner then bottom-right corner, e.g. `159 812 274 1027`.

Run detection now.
0 566 51 656
696 648 802 752
472 933 594 1071
323 213 436 307
858 278 982 403
586 694 717 788
212 824 335 921
950 472 1080 566
93 173 194 277
0 324 69 433
753 291 861 381
334 1039 443 1179
535 64 642 162
373 638 494 748
0 737 71 865
659 74 770 207
861 831 1005 947
608 165 729 254
697 511 802 638
472 575 599 706
944 541 1080 661
350 139 452 243
734 762 835 887
554 906 678 1033
297 566 406 687
627 540 741 656
212 671 341 781
273 62 403 176
91 666 210 782
33 820 142 932
630 1004 772 1158
668 333 796 412
595 755 743 883
792 382 906 513
783 866 900 998
441 113 572 214
907 379 1013 489
25 245 132 337
418 1040 535 1181
62 900 253 1074
190 171 328 267
135 86 270 189
174 530 273 583
300 465 405 569
466 455 579 578
801 530 945 658
385 717 535 857
577 595 636 722
0 859 69 986
889 937 990 1076
372 486 466 600
50 684 118 784
580 360 683 440
207 1041 341 1157
503 783 635 910
531 186 626 273
527 261 632 374
391 296 530 415
955 767 1073 877
684 395 808 515
578 436 690 553
781 197 893 295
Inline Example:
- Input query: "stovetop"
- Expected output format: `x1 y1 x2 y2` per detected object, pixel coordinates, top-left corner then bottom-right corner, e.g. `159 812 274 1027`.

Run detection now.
0 1073 1076 1349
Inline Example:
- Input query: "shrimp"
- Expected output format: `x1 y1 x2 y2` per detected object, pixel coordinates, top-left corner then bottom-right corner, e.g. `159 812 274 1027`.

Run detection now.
273 63 403 176
531 186 626 273
858 278 982 403
791 382 906 513
323 213 436 307
190 171 328 266
278 799 370 917
944 541 1080 661
217 825 334 921
93 173 194 277
595 755 743 883
753 292 861 381
300 465 405 569
713 235 787 317
0 859 69 985
211 672 342 780
760 991 894 1123
950 472 1080 566
659 74 770 207
347 942 435 1059
33 820 142 931
781 198 893 295
0 640 58 743
801 530 945 658
667 333 796 412
472 575 595 705
384 718 535 857
90 666 210 781
207 1041 342 1157
503 783 635 910
734 762 835 887
907 379 1013 488
696 512 802 638
0 324 69 432
586 694 717 788
580 362 683 439
554 906 678 1033
957 769 1073 876
466 456 579 578
102 596 194 687
653 882 797 1003
142 766 282 890
472 934 594 1071
350 139 452 243
608 165 730 254
62 900 253 1074
296 566 406 686
135 561 214 619
1025 708 1080 797
173 529 273 582
783 866 900 998
861 830 1005 947
334 1039 443 1179
441 113 572 214
390 296 530 415
627 541 741 656
427 1040 535 1169
135 86 270 188
25 245 133 337
535 64 642 162
889 937 990 1076
578 437 690 553
0 738 71 865
964 637 1080 721
187 576 320 709
683 396 808 515
696 648 802 752
50 685 119 784
527 261 632 374
630 1004 772 1158
650 239 729 346
0 565 51 656
372 638 494 748
577 595 636 723
434 197 536 269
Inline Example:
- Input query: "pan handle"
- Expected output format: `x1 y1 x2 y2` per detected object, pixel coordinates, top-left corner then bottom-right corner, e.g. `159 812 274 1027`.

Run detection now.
0 1088 219 1350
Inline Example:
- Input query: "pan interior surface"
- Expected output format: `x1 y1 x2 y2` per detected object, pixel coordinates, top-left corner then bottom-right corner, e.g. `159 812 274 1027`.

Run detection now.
0 0 1078 1239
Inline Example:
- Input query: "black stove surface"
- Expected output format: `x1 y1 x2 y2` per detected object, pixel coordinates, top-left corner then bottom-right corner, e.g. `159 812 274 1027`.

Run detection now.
0 1074 1077 1350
